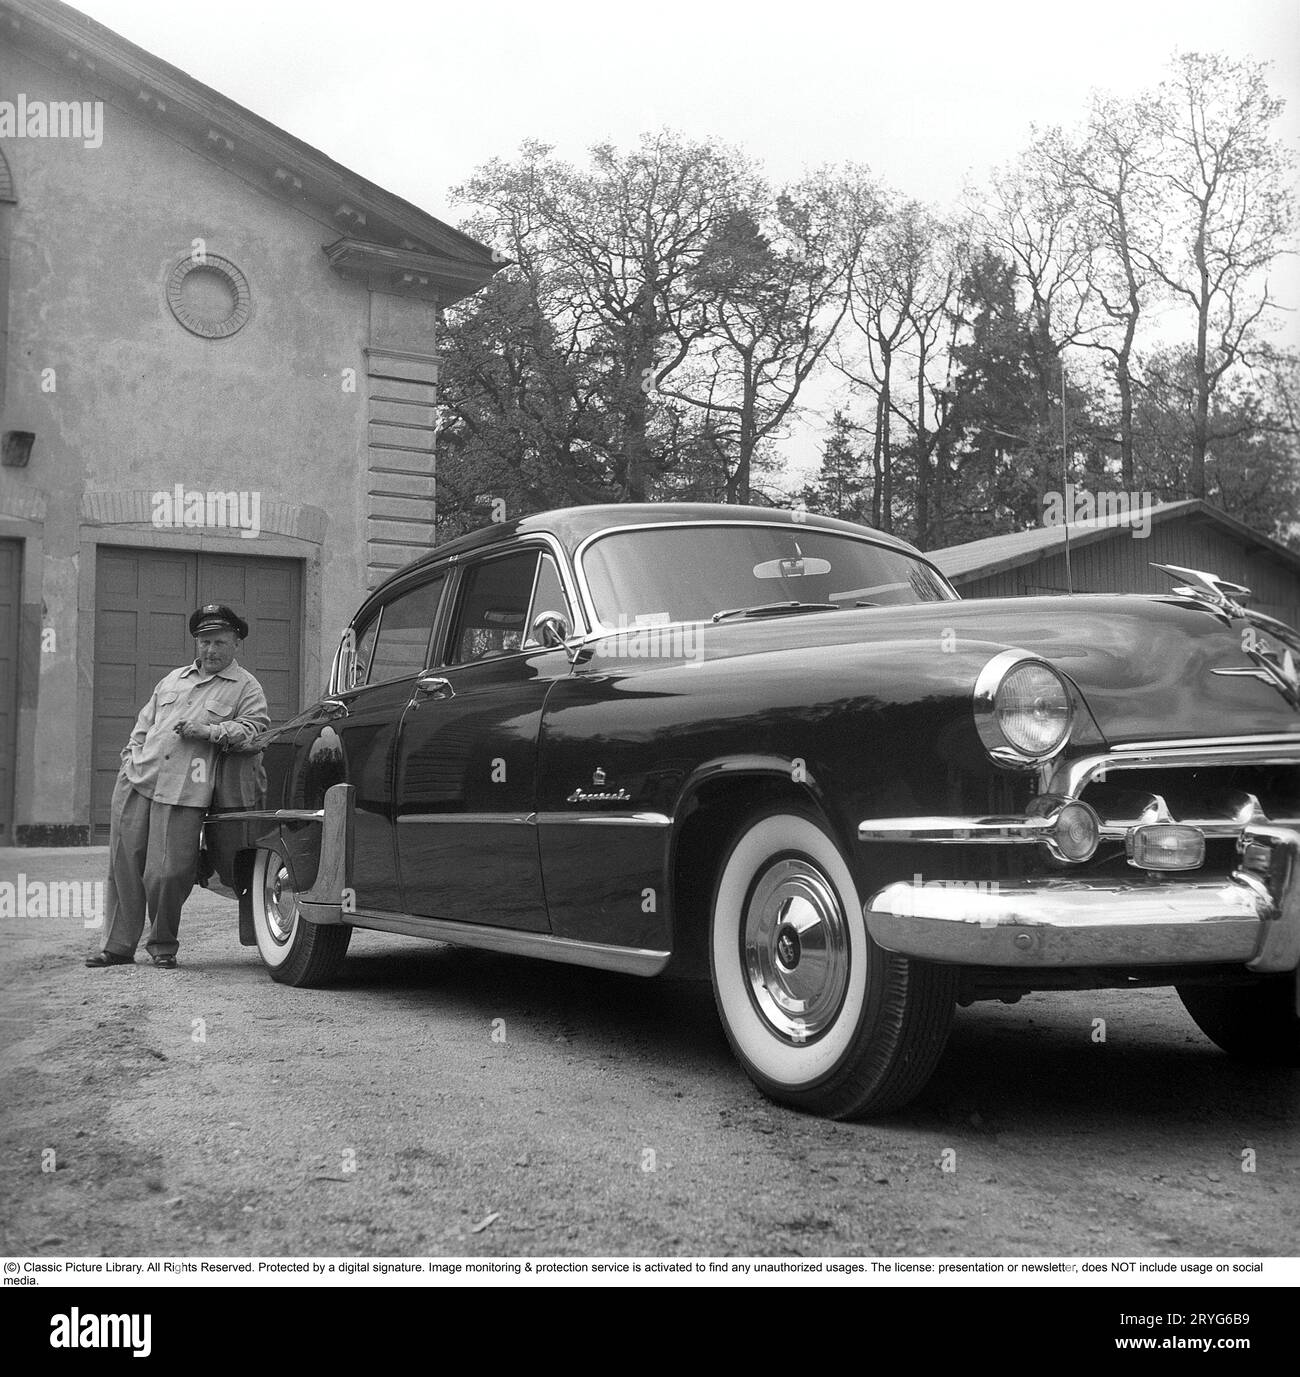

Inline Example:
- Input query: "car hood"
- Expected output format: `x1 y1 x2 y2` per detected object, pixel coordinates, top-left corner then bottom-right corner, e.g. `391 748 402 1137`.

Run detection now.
582 593 1300 746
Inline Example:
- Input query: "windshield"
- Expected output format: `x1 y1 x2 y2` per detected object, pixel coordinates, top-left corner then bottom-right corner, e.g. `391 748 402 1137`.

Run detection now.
581 524 955 627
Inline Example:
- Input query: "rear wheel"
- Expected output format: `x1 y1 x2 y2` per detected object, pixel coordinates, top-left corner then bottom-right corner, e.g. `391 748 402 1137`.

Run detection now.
1177 978 1300 1065
709 808 958 1118
251 846 351 987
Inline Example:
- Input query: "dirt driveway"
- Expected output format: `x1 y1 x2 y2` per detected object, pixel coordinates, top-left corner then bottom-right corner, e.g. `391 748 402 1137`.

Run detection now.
1 846 1296 1259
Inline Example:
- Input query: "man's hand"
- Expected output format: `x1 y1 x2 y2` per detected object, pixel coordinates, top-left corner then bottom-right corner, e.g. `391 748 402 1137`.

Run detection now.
174 720 212 741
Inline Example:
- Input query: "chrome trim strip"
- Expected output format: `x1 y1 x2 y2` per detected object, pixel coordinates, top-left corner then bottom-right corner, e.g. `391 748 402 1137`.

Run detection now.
397 813 535 825
859 816 1057 844
1108 733 1300 753
1049 739 1300 798
205 807 325 823
345 910 670 976
864 873 1269 968
535 812 672 828
1100 815 1300 840
393 811 675 827
860 808 1300 847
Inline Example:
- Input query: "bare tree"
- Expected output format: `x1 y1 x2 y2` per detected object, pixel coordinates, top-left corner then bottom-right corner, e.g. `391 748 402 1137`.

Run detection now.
1039 100 1164 489
889 210 968 545
831 200 967 541
970 147 1097 508
1133 52 1295 497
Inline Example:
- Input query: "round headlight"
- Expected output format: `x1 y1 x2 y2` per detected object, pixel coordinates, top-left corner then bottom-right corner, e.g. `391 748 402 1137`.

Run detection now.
974 653 1075 765
997 663 1072 754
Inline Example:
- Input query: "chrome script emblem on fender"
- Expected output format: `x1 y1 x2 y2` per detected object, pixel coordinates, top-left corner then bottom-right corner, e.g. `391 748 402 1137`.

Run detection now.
567 765 632 804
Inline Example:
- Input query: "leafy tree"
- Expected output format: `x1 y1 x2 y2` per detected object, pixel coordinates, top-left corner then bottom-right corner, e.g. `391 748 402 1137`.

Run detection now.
662 171 873 503
435 172 619 533
1133 345 1300 544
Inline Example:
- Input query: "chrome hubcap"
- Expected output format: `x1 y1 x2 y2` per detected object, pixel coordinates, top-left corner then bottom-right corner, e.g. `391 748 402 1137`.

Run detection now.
263 860 298 946
743 858 849 1043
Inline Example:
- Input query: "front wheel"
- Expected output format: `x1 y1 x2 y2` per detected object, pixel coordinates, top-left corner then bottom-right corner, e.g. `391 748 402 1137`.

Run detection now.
1177 978 1300 1065
251 846 351 987
709 808 958 1118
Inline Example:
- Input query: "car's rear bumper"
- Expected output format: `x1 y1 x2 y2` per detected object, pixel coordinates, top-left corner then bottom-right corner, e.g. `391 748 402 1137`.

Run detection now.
863 825 1300 976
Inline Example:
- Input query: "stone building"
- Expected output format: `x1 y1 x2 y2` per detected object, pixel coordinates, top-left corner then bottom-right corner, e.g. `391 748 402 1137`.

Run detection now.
0 0 497 841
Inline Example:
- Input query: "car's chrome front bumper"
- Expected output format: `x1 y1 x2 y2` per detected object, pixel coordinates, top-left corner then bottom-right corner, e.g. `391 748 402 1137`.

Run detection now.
863 824 1300 980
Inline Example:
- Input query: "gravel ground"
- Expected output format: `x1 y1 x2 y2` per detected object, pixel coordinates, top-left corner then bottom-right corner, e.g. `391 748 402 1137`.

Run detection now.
1 845 1297 1260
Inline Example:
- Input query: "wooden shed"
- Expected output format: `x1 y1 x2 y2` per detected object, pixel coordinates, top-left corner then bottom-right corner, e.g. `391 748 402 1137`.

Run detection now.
928 499 1300 630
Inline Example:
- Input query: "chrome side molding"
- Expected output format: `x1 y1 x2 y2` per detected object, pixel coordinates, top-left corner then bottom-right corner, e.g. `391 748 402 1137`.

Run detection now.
345 909 670 977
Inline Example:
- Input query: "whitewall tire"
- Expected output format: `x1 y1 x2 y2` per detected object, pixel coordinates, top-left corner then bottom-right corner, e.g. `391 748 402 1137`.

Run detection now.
251 846 351 987
709 809 957 1117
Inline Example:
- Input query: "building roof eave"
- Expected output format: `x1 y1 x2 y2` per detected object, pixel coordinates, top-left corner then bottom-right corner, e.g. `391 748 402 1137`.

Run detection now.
324 238 497 307
2 0 499 277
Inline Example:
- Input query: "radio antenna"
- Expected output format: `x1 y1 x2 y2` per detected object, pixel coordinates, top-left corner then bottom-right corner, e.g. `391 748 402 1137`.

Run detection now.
1061 360 1073 595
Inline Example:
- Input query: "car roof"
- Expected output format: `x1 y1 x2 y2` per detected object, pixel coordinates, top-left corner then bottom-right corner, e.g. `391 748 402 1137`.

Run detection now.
380 503 925 587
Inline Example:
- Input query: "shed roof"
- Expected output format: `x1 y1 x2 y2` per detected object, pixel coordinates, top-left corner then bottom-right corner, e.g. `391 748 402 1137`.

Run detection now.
928 499 1300 583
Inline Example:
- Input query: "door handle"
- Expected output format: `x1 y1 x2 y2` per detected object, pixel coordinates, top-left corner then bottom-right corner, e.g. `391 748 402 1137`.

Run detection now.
319 698 348 719
413 673 454 702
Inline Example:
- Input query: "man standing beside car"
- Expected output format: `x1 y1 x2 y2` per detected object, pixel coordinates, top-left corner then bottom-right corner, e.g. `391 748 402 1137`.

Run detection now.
86 604 269 969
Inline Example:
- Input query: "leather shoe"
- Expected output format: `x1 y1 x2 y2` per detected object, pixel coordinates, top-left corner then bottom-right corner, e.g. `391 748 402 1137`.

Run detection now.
151 955 178 969
86 952 133 967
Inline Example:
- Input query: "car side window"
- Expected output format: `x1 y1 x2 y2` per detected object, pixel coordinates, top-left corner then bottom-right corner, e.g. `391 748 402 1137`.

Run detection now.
445 551 541 665
360 572 447 685
522 554 572 647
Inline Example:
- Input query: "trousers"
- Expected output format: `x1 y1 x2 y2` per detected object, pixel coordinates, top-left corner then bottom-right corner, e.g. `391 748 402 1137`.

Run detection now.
101 773 206 959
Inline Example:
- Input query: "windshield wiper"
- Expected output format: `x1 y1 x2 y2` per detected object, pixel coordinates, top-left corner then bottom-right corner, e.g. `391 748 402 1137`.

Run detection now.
711 601 839 623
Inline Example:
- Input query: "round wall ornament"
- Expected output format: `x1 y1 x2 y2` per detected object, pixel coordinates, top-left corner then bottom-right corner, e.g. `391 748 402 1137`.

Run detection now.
166 253 252 338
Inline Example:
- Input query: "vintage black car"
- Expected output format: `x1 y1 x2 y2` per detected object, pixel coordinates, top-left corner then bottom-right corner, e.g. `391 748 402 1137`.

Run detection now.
205 503 1300 1117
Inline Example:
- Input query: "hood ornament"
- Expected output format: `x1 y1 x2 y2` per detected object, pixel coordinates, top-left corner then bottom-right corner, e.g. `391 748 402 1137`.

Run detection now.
1152 563 1251 620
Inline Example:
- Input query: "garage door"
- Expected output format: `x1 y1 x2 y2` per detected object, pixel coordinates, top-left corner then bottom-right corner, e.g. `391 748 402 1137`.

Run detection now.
91 547 303 837
0 539 19 840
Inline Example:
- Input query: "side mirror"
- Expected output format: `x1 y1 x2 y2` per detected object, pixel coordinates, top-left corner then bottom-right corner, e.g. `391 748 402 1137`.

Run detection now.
531 610 573 649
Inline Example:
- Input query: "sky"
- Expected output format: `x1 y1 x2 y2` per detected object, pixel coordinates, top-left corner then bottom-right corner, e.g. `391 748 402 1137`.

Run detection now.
56 0 1300 478
63 0 1300 219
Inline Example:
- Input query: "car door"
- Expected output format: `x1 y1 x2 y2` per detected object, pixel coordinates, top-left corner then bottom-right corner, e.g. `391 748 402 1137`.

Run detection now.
393 544 574 929
289 567 449 912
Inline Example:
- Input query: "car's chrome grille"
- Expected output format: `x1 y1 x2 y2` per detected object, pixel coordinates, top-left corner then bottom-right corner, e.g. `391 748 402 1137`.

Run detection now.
1062 751 1300 849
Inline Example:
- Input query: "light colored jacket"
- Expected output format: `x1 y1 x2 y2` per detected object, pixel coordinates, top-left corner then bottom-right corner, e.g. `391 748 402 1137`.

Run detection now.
121 659 269 807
